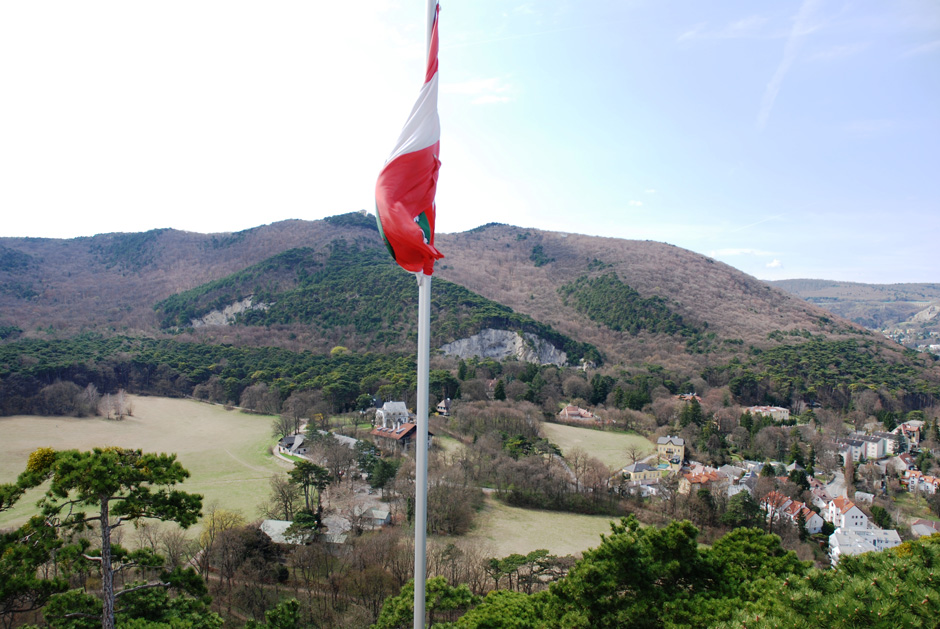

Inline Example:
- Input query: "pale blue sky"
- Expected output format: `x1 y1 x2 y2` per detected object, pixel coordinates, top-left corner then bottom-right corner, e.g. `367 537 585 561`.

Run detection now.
1 1 937 283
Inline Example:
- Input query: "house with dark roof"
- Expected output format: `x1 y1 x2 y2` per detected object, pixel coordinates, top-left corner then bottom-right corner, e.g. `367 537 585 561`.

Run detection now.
375 402 410 427
911 519 940 538
621 462 659 482
657 435 685 465
277 433 311 457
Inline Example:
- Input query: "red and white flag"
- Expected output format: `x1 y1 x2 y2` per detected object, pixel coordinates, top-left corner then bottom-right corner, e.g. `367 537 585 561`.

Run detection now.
375 2 443 276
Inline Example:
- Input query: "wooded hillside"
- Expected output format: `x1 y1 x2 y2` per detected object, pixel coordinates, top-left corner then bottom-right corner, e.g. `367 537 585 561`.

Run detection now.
1 213 938 414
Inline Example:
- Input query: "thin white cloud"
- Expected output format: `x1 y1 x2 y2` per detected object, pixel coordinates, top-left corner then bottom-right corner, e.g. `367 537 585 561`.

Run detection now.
677 22 707 42
901 40 940 58
727 15 771 37
645 188 657 194
758 0 822 130
728 213 786 233
766 259 783 268
678 15 772 42
809 42 868 61
442 77 514 104
628 200 643 207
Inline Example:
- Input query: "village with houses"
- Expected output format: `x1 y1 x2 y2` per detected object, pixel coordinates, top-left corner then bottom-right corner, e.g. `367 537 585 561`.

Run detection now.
263 388 940 570
611 402 940 566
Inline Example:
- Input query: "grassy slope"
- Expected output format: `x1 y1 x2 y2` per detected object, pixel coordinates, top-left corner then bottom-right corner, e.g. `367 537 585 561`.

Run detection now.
541 422 655 470
0 396 291 532
458 495 617 558
1 398 625 558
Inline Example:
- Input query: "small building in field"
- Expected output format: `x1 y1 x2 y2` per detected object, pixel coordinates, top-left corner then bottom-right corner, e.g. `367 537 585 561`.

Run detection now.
436 398 452 416
364 507 392 528
277 433 311 457
558 405 597 421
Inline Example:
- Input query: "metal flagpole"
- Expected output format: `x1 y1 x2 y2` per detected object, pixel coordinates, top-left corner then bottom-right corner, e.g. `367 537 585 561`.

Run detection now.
414 4 436 627
413 272 431 629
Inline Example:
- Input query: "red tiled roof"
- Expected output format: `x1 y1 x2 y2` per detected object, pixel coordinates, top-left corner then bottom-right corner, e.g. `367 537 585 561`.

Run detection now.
762 491 791 509
684 471 719 485
832 496 857 514
370 423 418 441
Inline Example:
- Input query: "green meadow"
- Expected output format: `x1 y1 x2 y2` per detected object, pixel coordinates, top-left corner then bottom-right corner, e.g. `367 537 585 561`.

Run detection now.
541 422 655 470
0 396 290 532
1 397 631 556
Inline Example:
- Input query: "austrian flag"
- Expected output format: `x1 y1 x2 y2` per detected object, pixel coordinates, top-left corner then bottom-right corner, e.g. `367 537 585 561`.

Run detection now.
375 2 444 276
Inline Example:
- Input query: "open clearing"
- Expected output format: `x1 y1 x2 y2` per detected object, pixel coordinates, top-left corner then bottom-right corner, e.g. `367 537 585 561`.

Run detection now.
458 495 616 558
541 422 655 470
0 396 290 531
2 398 628 558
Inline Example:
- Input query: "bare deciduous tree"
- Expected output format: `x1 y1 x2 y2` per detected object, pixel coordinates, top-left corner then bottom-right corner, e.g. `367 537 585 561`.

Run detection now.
260 474 302 521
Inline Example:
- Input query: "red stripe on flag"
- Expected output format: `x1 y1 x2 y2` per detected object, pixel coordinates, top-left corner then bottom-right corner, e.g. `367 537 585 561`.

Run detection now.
375 2 443 276
375 143 443 275
425 5 439 84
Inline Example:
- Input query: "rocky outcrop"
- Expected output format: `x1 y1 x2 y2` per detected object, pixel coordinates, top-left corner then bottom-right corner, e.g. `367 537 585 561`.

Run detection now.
911 303 940 324
439 328 567 366
191 297 269 328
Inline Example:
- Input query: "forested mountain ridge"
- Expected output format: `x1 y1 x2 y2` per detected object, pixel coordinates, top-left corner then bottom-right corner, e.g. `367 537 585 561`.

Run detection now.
770 278 940 345
153 240 597 363
1 213 938 412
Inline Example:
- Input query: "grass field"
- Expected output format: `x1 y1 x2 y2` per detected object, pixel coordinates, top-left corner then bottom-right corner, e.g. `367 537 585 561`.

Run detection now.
433 434 465 456
1 398 634 557
541 422 655 470
458 495 617 558
0 396 291 532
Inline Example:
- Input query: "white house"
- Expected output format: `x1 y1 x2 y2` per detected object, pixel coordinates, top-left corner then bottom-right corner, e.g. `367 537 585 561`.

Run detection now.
782 500 825 534
376 402 410 428
825 496 870 530
746 405 790 422
277 433 310 457
260 520 303 545
657 435 685 465
854 491 874 504
830 528 901 565
852 434 886 460
892 421 924 450
872 432 899 456
905 470 940 495
760 491 824 534
835 438 865 463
